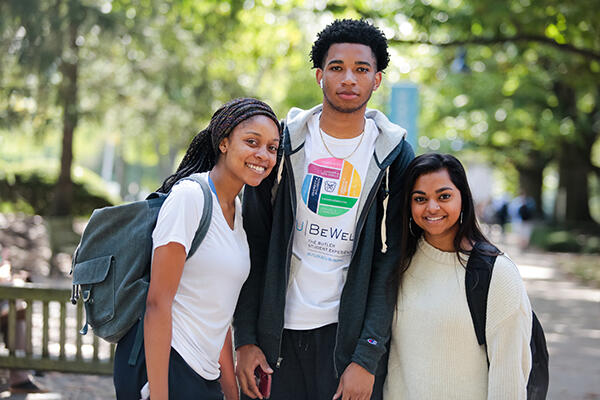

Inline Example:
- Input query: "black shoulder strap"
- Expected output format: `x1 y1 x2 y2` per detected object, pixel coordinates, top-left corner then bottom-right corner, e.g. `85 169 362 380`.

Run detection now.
181 173 213 259
465 242 499 346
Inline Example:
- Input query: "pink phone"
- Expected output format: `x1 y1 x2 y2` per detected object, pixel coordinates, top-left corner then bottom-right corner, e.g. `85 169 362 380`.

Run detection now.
254 366 272 399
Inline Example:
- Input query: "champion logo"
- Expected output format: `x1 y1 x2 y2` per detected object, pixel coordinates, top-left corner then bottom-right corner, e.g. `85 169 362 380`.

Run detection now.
367 338 378 345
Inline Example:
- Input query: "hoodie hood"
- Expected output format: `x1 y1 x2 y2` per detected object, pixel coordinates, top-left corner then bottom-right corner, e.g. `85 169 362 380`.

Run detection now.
285 104 407 169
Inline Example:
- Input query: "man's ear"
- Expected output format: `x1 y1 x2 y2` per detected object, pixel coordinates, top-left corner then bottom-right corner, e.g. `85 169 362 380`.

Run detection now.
315 69 323 88
373 71 382 91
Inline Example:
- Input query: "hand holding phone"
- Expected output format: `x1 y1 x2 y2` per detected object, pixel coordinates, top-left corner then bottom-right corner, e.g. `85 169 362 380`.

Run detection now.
254 366 272 399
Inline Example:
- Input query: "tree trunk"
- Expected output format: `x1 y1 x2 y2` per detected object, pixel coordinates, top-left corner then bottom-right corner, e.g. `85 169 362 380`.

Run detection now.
552 81 597 224
51 18 79 217
516 162 544 218
557 140 593 223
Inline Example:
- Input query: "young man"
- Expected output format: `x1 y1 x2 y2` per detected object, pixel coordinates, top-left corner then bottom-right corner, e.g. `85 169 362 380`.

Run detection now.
233 19 414 400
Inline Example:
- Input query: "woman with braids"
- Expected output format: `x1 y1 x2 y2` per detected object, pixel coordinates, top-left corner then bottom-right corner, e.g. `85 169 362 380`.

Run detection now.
113 98 281 400
383 153 533 399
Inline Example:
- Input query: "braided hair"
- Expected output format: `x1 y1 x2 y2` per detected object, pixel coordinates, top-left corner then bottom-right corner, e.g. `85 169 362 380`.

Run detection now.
158 97 281 193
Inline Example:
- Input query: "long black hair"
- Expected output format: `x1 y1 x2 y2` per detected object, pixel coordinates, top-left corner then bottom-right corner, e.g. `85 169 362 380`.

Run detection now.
395 153 499 287
157 97 281 193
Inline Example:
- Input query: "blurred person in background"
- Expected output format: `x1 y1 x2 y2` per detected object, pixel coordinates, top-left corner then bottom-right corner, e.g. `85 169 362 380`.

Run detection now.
494 194 511 235
510 191 536 250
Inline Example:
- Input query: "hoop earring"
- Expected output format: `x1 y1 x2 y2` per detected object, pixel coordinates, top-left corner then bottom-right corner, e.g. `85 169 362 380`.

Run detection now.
409 217 416 237
459 211 463 224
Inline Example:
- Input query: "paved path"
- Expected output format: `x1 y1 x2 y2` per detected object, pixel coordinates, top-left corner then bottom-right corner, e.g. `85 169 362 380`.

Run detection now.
3 244 599 399
512 247 600 400
1 372 115 399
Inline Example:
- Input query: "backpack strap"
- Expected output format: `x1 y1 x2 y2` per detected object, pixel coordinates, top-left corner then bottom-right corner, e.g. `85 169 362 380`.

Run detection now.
127 173 212 366
128 318 145 366
179 173 213 259
465 242 499 347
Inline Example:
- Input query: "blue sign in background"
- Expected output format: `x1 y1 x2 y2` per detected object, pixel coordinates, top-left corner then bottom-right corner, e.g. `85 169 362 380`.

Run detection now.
389 83 419 150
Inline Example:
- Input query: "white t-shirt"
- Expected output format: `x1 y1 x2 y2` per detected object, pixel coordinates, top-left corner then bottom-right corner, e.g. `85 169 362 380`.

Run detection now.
284 113 378 329
151 173 250 380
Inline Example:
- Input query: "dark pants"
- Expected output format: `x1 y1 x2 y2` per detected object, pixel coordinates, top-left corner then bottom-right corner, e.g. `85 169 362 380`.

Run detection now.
243 323 384 400
114 320 223 400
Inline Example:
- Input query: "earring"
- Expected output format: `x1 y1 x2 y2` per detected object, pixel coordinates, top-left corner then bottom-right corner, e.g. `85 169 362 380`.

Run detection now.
459 211 463 224
409 217 416 237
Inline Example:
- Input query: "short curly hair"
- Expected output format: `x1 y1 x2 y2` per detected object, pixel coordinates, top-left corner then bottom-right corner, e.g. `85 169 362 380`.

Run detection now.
310 19 390 72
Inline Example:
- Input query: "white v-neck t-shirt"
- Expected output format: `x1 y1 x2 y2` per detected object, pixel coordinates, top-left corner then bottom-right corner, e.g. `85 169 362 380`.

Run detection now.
152 172 250 380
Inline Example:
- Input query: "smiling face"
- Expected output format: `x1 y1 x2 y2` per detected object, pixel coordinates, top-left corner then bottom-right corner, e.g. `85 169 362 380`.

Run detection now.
316 43 382 114
217 115 280 187
410 168 463 251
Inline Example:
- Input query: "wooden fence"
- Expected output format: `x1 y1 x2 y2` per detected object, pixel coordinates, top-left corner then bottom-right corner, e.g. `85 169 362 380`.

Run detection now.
0 283 114 375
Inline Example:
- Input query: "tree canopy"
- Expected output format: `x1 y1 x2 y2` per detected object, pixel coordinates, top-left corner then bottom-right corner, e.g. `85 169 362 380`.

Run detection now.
1 0 598 223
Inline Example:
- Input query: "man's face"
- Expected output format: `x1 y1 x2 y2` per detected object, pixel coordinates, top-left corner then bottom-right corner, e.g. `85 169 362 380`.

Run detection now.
316 43 382 114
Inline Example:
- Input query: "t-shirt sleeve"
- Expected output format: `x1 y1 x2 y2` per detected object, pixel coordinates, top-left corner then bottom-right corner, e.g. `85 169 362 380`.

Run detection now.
485 254 533 400
152 180 207 255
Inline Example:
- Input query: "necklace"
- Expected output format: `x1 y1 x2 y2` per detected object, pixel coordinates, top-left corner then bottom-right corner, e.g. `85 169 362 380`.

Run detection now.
319 128 365 160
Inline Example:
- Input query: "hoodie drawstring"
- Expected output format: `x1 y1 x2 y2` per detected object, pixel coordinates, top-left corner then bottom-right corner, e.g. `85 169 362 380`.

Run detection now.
380 167 390 253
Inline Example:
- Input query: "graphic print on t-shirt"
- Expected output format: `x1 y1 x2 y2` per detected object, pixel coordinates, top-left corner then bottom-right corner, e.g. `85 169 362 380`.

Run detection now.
301 157 361 217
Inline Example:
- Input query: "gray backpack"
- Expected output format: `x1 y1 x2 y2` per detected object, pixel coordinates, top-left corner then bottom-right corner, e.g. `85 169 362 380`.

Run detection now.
70 174 212 343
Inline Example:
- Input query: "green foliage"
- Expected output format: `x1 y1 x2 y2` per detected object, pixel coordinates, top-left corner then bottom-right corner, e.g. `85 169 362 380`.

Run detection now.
529 224 600 254
2 0 599 221
0 160 118 217
0 198 35 214
375 0 599 222
1 0 321 202
0 0 121 134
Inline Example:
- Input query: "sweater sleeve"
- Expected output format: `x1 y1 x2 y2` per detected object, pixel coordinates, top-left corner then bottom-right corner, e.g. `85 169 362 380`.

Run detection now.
485 254 533 400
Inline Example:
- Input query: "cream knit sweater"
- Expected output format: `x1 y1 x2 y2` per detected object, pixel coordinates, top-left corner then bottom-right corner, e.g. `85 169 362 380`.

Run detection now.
383 239 532 400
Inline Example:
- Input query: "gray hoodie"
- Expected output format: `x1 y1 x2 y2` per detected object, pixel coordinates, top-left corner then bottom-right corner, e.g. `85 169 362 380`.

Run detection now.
233 104 415 379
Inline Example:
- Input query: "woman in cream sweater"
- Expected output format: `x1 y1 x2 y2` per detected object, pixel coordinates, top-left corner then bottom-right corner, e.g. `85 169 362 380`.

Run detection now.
384 153 532 400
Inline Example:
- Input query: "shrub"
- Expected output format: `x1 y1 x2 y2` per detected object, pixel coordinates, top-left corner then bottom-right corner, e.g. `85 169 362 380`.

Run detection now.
530 223 600 254
0 160 119 217
544 231 582 252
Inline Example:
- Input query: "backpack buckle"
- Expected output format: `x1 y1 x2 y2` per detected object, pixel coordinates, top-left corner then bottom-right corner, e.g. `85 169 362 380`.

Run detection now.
70 285 79 305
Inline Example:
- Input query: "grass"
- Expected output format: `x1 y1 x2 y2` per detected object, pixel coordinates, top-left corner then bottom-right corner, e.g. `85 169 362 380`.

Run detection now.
557 254 600 288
